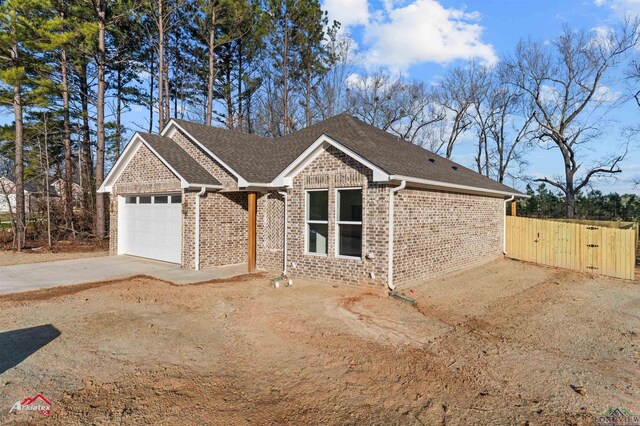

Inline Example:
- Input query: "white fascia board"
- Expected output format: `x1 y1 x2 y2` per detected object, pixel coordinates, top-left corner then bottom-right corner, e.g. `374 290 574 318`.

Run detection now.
271 134 390 188
388 175 529 198
98 134 144 193
162 120 248 186
186 183 224 190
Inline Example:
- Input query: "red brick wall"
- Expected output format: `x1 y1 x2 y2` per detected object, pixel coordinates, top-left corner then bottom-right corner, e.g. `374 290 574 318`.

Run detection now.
393 188 504 287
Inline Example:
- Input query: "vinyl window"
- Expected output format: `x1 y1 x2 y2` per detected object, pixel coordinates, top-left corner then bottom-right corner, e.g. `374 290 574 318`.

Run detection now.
305 190 328 255
336 188 362 258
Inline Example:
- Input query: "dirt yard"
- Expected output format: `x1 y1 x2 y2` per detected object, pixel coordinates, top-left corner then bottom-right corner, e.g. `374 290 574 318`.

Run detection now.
0 259 638 425
0 240 108 266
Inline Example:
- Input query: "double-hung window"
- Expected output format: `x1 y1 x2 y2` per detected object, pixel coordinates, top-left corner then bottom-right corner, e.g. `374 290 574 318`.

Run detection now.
336 188 362 258
306 190 328 255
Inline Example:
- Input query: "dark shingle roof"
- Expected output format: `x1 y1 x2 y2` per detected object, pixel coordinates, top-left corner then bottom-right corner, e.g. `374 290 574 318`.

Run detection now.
291 114 522 195
172 120 304 183
138 132 221 187
170 114 522 195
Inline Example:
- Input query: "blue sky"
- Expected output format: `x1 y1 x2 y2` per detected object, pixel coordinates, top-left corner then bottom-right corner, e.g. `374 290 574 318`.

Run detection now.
323 0 640 194
1 0 638 194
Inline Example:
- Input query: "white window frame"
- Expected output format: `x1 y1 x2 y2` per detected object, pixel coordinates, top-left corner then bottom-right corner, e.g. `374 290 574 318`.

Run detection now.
335 187 363 260
304 189 329 256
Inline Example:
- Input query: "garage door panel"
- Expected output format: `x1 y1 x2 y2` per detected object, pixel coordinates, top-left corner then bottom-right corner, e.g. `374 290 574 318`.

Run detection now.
119 195 182 264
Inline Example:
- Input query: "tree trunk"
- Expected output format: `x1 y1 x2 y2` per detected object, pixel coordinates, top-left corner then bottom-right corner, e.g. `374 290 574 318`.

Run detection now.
237 40 243 131
61 48 74 228
282 16 289 135
164 50 170 124
305 65 312 127
149 50 154 132
164 25 171 124
11 33 25 250
42 126 52 248
79 59 94 212
566 191 576 218
205 5 216 126
157 0 165 130
95 0 106 239
13 82 25 251
476 135 483 174
226 61 233 129
565 167 576 219
115 63 122 160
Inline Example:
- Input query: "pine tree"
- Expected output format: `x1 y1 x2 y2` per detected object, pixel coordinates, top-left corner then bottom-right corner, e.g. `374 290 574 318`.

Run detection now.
0 0 56 249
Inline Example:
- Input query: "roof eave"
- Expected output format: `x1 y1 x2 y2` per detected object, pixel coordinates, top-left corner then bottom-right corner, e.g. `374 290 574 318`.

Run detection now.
388 175 529 199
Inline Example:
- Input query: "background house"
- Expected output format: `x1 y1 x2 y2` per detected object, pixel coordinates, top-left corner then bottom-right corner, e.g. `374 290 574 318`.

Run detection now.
0 176 58 214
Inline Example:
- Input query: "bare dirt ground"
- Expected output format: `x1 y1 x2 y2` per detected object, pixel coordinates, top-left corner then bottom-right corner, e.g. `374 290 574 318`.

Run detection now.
0 258 638 425
0 240 108 266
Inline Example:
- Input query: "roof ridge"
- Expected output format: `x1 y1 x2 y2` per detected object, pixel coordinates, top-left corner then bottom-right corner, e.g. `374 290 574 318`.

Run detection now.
173 119 272 141
344 115 373 142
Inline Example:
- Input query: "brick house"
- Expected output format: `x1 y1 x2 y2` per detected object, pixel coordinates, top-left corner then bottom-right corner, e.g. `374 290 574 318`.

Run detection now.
99 114 524 289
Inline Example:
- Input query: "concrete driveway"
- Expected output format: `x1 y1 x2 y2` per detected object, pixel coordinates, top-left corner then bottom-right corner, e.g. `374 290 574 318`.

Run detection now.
0 256 249 295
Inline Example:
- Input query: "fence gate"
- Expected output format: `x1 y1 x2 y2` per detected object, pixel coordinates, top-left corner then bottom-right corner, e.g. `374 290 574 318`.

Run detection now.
506 216 637 280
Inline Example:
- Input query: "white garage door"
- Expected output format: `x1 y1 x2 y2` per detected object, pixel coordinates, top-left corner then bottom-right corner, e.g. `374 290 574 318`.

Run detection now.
119 194 182 263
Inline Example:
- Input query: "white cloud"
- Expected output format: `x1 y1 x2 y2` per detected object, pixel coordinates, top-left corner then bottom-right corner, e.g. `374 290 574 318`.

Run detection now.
594 0 640 18
324 0 369 29
590 25 614 50
594 84 622 103
323 0 497 73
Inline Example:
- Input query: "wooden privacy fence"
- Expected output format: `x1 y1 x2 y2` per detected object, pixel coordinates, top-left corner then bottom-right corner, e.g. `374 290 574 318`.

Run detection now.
505 216 638 280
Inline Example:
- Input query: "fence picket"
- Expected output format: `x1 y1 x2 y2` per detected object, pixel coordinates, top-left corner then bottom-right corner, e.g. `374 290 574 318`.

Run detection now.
505 216 636 280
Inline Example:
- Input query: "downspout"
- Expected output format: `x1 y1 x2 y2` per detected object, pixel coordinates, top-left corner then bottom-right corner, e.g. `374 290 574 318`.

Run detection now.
195 187 206 270
503 195 515 256
388 180 406 291
278 190 288 275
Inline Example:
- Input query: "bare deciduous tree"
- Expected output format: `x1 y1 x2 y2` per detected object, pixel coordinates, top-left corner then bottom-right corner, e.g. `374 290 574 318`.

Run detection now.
504 21 639 218
345 69 445 147
431 65 476 159
474 63 536 183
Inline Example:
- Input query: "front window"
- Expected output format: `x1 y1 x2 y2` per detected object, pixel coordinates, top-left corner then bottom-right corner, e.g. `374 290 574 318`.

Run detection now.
336 189 362 258
306 190 328 255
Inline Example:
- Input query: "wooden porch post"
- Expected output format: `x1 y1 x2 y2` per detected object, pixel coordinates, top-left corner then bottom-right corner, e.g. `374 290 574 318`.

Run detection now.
248 192 257 273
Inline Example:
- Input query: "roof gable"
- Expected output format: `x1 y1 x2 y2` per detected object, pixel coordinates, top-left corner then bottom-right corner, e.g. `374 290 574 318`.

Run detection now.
98 133 221 193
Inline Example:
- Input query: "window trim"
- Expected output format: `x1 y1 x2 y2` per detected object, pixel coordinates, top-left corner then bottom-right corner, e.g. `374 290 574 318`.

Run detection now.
304 189 329 256
335 187 363 260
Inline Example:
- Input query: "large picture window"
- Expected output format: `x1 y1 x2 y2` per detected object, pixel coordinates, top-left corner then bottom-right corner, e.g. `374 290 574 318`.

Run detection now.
305 190 328 255
336 188 362 258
